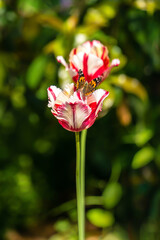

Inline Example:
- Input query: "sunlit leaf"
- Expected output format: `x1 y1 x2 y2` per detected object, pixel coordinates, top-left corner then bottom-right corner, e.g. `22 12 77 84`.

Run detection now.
26 55 47 89
132 146 155 169
123 128 153 147
0 0 5 8
54 219 71 233
84 8 107 26
134 0 157 14
87 209 114 228
77 24 100 36
35 13 64 31
44 38 65 56
98 3 117 19
18 0 43 16
110 74 148 101
103 182 122 209
135 129 153 146
64 14 79 32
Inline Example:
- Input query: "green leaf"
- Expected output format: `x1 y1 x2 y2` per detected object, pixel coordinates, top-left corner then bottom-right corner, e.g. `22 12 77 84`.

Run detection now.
18 0 43 15
134 129 153 147
87 208 114 228
26 55 47 89
54 219 71 233
132 146 155 169
123 128 153 147
84 8 107 26
103 182 122 209
110 74 148 101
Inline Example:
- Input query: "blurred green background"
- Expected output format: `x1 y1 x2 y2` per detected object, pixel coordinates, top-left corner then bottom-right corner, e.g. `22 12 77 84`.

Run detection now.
0 0 160 239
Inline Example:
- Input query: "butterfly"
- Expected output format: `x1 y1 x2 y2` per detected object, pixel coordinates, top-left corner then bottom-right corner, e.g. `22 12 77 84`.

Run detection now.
76 69 102 96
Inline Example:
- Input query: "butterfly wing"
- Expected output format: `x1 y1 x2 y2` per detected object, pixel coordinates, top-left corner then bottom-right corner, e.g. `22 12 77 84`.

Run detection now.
76 69 85 90
83 76 102 95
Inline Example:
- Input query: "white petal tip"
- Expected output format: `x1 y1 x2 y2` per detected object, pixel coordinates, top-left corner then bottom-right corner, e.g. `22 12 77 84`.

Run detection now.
111 59 120 67
56 56 68 69
56 56 62 62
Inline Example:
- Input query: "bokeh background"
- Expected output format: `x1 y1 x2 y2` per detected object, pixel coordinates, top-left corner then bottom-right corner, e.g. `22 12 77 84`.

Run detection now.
0 0 160 239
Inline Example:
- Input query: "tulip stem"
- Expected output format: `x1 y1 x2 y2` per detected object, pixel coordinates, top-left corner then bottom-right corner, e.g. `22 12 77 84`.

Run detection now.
75 132 82 240
75 130 87 240
80 129 87 239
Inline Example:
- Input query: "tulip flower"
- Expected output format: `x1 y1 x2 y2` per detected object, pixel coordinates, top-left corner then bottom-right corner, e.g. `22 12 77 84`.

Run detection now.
47 83 109 132
47 40 119 240
57 40 120 83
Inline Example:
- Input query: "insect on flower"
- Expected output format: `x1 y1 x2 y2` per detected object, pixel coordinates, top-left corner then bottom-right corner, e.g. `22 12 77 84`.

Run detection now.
57 40 120 83
76 69 102 96
47 83 109 132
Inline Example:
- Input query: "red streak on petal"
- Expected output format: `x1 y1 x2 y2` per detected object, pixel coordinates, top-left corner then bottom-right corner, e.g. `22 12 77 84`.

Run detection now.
70 62 79 73
95 90 109 115
71 104 76 130
89 102 97 111
48 87 56 101
101 46 106 60
76 91 82 100
90 41 93 47
73 48 77 55
83 53 89 81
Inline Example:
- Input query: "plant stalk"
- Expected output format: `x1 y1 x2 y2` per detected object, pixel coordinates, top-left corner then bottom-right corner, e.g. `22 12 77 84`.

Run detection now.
75 130 87 240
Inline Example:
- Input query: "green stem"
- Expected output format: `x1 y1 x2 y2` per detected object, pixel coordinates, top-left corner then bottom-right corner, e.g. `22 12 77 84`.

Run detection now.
75 132 83 240
75 130 87 240
80 129 87 239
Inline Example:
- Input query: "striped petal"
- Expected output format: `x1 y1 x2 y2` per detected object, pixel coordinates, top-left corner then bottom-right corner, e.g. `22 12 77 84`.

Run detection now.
56 102 91 132
58 41 120 83
92 89 109 115
47 86 62 108
102 58 120 80
70 52 85 72
87 54 104 77
57 56 69 69
54 83 74 105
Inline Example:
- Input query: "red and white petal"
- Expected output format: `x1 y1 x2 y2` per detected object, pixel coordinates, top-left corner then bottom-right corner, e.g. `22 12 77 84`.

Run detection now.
111 59 120 67
82 40 109 60
54 83 74 105
102 58 120 80
56 102 91 131
92 89 109 115
57 55 78 79
57 56 69 69
69 91 83 103
87 54 104 78
47 86 62 108
81 40 102 54
69 52 85 72
68 68 77 79
80 113 97 130
87 93 96 105
81 41 92 52
70 52 104 81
